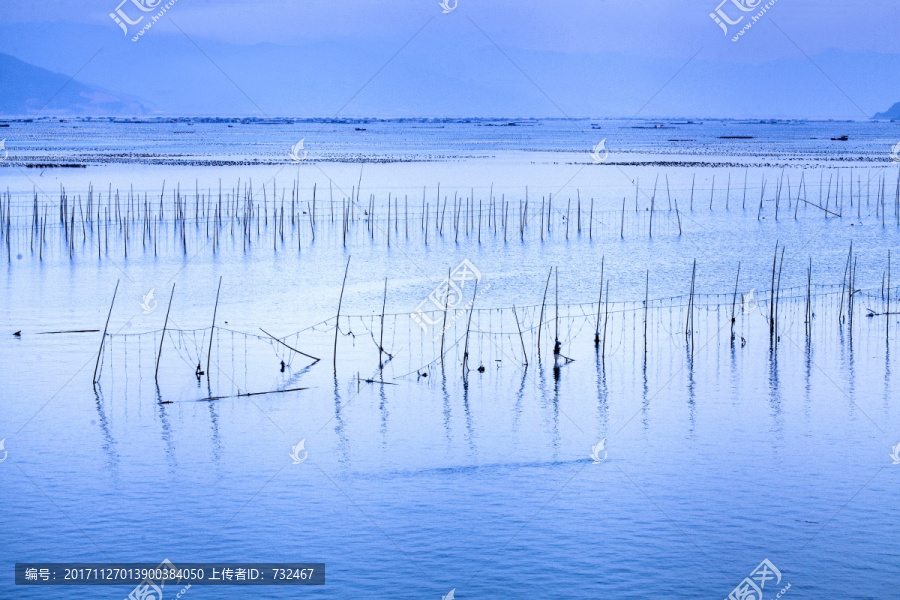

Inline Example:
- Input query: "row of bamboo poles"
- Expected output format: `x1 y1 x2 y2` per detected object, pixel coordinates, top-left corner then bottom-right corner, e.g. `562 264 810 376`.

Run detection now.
2 167 899 260
90 247 897 388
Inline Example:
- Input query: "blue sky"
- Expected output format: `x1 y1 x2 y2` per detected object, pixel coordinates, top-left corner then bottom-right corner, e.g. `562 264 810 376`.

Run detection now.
1 0 899 117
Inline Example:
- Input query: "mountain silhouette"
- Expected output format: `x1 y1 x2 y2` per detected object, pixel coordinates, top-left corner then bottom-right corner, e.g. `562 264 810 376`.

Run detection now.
0 52 149 116
873 102 900 120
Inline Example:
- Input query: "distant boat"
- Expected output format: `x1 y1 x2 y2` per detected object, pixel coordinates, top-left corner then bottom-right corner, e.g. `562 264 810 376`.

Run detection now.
355 127 366 131
831 135 849 141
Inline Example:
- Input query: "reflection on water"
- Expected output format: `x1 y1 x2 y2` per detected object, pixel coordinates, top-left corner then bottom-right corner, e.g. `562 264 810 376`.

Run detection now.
3 289 900 598
3 123 900 598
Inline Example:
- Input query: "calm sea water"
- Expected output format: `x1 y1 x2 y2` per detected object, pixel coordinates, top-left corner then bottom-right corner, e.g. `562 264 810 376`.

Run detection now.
1 120 899 599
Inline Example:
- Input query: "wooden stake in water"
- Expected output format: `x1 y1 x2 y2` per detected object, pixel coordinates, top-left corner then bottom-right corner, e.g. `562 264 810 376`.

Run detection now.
730 262 741 346
690 174 695 211
774 248 784 350
806 258 812 341
726 172 731 210
850 255 857 337
260 328 320 363
207 276 222 377
839 243 852 324
334 256 351 375
758 177 766 220
742 167 748 209
594 257 605 347
537 267 552 358
440 267 450 367
643 270 649 360
378 278 387 368
554 269 560 357
602 280 610 362
155 283 175 384
462 281 478 381
884 248 891 342
513 305 528 366
92 280 119 385
673 188 682 235
768 242 778 344
686 260 696 352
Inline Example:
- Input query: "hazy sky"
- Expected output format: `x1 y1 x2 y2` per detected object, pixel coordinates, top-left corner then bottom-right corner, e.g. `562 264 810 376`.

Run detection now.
1 0 899 117
3 0 896 55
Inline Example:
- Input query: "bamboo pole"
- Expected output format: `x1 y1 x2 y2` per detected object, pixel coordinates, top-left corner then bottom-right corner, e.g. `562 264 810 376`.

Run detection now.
462 281 478 380
440 267 450 367
512 305 528 366
378 278 387 368
537 267 552 357
92 280 119 384
334 256 351 375
206 276 222 377
155 283 175 383
730 262 740 346
260 328 320 363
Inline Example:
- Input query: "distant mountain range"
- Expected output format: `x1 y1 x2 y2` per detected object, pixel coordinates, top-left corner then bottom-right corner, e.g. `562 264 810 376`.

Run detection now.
1 18 899 120
0 52 149 116
873 102 900 120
